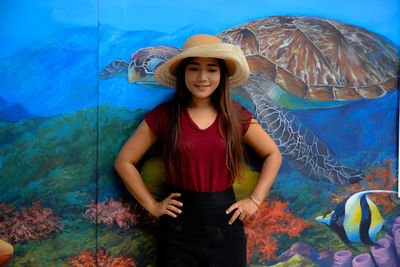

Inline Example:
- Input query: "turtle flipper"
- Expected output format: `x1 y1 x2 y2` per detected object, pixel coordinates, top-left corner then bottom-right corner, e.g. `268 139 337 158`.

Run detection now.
100 60 129 80
241 73 363 185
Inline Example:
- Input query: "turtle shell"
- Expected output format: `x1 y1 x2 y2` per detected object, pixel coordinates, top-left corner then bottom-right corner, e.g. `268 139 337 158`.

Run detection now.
217 15 399 101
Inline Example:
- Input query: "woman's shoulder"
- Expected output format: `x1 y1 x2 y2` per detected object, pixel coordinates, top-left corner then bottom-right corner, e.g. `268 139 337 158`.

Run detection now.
232 100 245 109
231 100 253 117
144 100 174 137
145 100 175 120
150 100 172 113
144 101 171 120
231 100 254 134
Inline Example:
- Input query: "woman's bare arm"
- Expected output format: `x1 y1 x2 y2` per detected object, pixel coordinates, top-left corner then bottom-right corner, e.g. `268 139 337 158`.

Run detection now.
226 118 282 224
243 118 282 204
114 120 182 218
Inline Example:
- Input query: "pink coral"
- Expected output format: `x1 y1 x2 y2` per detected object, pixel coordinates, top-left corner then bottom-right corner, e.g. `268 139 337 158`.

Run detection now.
244 197 312 263
0 199 64 244
83 198 158 229
67 247 137 267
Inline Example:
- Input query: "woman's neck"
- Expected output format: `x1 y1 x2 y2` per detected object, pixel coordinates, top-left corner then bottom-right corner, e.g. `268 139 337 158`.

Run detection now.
188 97 213 109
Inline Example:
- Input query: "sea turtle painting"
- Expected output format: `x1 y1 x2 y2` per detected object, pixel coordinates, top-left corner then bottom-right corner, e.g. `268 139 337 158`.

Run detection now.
101 15 399 185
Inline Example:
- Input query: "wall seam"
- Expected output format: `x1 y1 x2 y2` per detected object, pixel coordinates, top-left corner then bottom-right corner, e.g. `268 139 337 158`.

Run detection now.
96 0 100 265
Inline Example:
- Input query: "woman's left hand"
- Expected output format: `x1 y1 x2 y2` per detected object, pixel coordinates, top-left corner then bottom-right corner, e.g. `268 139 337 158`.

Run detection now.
226 197 259 225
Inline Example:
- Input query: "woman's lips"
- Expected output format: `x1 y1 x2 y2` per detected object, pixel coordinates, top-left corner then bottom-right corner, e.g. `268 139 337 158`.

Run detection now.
195 85 210 90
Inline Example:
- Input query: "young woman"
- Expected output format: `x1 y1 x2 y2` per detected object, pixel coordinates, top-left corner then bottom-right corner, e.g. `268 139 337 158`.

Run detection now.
114 34 282 267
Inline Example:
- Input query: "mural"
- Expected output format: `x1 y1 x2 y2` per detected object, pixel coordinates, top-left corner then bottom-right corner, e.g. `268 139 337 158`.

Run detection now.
0 0 399 266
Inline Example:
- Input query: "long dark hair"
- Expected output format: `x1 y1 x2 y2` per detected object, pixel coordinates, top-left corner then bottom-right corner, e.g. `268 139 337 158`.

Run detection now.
164 57 246 183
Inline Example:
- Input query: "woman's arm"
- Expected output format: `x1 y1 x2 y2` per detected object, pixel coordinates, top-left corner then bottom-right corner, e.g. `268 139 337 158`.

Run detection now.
114 120 182 218
226 118 282 224
243 118 282 204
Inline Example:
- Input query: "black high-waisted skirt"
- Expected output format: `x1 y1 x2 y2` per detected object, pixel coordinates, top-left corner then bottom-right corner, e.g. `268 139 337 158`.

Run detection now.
157 186 247 267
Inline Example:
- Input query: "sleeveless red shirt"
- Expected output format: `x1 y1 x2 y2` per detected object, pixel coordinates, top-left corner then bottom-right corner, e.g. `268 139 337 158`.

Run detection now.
144 101 253 192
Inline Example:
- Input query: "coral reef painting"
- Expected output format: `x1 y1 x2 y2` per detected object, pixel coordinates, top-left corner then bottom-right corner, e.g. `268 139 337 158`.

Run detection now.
0 0 398 266
244 197 312 262
83 198 158 229
67 247 137 267
0 200 64 244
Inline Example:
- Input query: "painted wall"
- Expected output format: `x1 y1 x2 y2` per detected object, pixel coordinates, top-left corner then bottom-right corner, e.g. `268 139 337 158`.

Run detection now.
0 0 399 266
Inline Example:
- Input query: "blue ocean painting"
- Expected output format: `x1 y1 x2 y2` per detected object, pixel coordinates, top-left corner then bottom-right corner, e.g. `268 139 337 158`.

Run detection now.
0 0 399 266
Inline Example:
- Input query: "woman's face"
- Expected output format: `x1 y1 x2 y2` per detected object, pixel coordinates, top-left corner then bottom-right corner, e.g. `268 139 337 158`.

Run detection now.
184 57 221 102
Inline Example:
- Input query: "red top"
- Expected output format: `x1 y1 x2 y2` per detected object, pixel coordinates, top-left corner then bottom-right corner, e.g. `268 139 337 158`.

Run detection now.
144 101 253 192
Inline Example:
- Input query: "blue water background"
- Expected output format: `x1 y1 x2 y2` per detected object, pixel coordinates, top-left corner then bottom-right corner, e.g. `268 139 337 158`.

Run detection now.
1 0 399 59
0 25 397 172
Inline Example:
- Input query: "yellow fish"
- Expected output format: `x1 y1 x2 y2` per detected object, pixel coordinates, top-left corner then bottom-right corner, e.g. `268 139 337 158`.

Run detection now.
316 190 396 249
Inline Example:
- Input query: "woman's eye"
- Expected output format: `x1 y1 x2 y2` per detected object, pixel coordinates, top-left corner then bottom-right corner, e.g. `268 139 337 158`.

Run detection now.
208 69 218 72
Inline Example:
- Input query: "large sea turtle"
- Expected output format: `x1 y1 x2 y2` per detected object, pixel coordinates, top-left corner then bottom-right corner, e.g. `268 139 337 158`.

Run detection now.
101 16 399 185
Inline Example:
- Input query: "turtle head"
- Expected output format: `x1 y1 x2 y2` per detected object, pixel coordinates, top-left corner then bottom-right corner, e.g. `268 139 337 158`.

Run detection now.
128 46 181 89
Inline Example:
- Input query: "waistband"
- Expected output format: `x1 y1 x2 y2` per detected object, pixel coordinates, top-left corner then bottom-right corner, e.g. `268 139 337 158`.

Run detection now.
161 186 239 229
165 185 236 209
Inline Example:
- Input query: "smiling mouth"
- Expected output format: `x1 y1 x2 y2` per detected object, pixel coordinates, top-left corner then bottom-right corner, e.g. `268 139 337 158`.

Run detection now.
195 85 210 90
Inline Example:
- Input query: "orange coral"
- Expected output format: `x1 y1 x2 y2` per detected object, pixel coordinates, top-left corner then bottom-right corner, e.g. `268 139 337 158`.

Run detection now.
0 199 64 244
244 196 312 263
329 159 397 213
67 247 137 267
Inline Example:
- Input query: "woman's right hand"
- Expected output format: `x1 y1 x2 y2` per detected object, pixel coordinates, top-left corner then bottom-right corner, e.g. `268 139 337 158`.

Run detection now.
150 193 183 218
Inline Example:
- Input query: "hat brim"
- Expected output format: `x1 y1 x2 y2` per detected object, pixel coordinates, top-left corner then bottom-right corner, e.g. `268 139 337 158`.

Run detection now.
154 43 249 89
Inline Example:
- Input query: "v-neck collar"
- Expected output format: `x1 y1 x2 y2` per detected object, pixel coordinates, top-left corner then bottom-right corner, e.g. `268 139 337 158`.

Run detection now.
184 108 218 131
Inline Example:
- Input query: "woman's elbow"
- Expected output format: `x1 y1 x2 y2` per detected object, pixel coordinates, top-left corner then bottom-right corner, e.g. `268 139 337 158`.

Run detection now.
267 148 282 166
274 146 282 160
114 157 122 172
276 150 283 165
114 155 138 170
114 155 129 171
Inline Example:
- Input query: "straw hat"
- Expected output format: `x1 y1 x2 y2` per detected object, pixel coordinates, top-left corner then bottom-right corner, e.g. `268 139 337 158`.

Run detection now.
154 34 249 88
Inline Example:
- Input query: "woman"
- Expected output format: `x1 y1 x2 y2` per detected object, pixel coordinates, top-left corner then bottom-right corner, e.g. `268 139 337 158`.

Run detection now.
114 34 282 266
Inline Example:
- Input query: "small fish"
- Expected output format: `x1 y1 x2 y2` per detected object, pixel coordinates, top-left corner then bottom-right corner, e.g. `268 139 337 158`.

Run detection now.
315 190 397 250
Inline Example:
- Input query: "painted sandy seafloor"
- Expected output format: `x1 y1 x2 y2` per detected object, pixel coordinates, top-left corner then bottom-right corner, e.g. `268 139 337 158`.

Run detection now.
0 14 399 267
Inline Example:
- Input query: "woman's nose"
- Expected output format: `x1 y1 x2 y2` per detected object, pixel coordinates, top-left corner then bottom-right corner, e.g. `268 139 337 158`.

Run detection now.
196 70 207 80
